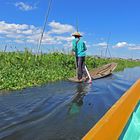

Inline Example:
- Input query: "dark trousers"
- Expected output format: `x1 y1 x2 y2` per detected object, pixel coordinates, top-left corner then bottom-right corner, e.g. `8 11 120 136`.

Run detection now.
76 57 87 80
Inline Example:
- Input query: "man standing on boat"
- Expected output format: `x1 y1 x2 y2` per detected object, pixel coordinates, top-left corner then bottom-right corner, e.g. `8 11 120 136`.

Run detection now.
72 32 88 82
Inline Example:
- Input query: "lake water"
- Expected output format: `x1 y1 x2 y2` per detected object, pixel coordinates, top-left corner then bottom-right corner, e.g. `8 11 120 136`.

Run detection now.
0 67 140 140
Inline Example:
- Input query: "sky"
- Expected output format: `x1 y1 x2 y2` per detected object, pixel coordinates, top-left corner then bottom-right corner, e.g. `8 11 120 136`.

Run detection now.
0 0 140 59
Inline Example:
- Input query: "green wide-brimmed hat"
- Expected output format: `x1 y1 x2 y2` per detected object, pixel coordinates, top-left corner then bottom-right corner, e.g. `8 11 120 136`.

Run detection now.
72 32 82 37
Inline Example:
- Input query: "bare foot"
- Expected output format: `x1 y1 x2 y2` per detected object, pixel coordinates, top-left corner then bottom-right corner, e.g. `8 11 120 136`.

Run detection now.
83 76 89 81
78 79 83 82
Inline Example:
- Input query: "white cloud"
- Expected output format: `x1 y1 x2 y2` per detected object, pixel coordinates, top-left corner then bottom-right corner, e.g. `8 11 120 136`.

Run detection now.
6 34 25 39
63 42 72 48
54 36 73 42
93 42 107 48
128 47 140 50
113 42 140 51
127 43 140 50
113 42 128 48
0 21 38 39
0 21 30 33
0 20 75 47
15 2 37 11
48 21 75 34
15 39 24 44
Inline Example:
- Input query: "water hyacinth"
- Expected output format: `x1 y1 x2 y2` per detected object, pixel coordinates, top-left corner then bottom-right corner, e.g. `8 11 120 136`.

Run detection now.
0 50 140 90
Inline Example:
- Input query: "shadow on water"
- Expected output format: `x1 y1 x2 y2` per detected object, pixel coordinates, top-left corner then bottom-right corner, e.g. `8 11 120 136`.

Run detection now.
0 67 140 140
68 83 90 115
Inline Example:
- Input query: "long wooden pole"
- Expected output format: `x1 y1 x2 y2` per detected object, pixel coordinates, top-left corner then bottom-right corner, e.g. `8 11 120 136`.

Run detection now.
37 0 53 54
85 65 92 83
105 32 111 58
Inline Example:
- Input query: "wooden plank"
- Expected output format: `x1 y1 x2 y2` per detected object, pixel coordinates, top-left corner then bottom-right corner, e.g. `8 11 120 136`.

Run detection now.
82 79 140 140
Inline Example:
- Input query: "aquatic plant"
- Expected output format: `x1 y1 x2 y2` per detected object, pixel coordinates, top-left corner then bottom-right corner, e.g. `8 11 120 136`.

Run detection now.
0 51 140 90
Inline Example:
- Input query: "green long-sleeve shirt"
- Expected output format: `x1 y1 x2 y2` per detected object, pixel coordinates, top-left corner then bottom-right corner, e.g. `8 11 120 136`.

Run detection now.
72 38 87 57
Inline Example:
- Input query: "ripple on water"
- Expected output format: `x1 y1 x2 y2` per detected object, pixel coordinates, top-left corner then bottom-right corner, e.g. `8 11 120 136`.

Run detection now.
0 67 140 140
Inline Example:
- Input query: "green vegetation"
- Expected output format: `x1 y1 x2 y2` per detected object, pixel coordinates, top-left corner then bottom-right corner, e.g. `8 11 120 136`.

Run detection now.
86 56 140 72
0 50 140 90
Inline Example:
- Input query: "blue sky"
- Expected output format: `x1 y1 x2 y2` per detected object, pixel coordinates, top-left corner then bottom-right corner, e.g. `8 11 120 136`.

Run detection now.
0 0 140 59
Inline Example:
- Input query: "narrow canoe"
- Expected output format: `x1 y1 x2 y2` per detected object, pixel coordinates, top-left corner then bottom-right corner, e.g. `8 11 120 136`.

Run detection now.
91 62 117 80
68 62 117 82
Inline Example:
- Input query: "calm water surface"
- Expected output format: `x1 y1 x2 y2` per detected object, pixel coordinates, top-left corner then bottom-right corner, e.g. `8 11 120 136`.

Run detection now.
0 67 140 140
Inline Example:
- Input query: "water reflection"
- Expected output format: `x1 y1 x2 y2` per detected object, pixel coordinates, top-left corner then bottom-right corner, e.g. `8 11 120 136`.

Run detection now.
69 83 91 115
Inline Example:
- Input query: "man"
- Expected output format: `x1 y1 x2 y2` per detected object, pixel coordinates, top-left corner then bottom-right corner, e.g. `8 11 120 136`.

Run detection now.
72 32 88 82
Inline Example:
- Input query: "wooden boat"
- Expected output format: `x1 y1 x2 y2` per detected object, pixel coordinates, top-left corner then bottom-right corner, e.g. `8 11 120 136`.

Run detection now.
90 62 117 80
68 63 117 82
68 77 84 83
82 79 140 140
